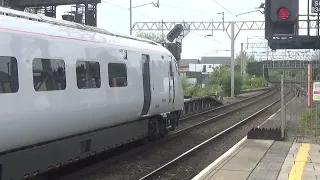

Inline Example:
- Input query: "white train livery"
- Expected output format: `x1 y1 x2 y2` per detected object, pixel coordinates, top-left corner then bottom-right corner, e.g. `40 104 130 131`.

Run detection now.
0 7 184 180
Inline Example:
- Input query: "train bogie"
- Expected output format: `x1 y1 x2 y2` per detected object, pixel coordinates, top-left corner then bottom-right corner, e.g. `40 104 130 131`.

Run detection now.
0 7 184 179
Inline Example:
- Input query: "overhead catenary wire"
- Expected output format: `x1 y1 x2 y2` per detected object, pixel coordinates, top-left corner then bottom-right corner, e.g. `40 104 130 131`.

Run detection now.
137 0 221 17
102 0 158 20
102 0 225 45
211 0 262 39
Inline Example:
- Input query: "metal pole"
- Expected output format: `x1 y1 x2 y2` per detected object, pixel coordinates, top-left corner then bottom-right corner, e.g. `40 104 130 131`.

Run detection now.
240 43 244 78
307 0 310 36
281 74 285 138
222 12 225 31
243 49 246 78
231 22 235 98
130 0 132 35
308 63 313 108
262 64 265 79
161 19 164 45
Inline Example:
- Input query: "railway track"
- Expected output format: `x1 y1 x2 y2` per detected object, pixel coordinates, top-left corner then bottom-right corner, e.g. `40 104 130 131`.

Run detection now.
139 86 300 180
36 84 293 180
176 85 279 131
180 86 275 120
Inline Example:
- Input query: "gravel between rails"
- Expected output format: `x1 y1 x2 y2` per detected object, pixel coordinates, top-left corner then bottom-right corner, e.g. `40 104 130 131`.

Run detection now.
57 87 290 180
222 90 271 104
34 89 275 180
175 88 279 131
144 91 295 180
181 90 271 119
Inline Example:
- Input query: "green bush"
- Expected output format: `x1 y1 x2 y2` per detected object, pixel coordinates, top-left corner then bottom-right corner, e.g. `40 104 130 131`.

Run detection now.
183 84 220 97
183 65 268 97
181 77 205 96
299 108 320 135
184 85 200 96
242 75 267 90
209 65 230 86
222 72 243 97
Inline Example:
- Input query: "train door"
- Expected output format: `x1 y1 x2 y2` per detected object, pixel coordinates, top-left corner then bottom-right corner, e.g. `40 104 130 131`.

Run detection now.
141 54 152 116
169 57 175 104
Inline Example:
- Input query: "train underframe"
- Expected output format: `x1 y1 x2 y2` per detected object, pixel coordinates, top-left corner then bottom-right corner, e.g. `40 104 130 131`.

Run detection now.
147 110 181 140
0 110 182 180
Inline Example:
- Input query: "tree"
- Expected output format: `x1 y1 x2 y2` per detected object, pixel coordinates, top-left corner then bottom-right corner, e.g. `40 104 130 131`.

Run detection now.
235 52 256 66
234 53 255 74
209 65 243 96
247 61 263 77
222 72 243 96
135 32 166 44
209 65 230 86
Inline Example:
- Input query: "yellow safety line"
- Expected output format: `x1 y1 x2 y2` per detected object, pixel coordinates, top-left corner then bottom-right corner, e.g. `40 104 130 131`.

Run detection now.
288 143 310 180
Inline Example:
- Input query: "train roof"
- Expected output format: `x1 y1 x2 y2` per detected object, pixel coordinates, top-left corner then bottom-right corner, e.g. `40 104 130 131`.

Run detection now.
0 7 169 54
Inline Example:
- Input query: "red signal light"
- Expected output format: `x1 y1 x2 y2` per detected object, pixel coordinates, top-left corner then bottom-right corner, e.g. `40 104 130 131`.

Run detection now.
278 7 290 20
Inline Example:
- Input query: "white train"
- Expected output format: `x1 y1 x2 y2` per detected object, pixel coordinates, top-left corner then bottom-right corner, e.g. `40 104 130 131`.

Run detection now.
0 7 184 180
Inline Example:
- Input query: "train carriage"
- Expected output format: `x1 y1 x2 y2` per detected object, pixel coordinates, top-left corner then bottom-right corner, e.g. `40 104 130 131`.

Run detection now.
0 7 184 180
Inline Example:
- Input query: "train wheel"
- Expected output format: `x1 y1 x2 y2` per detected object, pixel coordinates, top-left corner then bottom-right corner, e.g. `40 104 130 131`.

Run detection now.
148 118 160 141
170 114 177 131
159 117 168 137
176 111 181 126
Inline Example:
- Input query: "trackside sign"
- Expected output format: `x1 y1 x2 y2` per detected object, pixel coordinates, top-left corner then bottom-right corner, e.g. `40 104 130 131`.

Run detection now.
313 82 320 101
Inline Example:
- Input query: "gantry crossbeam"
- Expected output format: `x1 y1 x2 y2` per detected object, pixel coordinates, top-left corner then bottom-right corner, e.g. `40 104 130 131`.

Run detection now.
246 50 315 61
131 19 318 98
244 42 268 49
263 63 320 69
132 20 318 32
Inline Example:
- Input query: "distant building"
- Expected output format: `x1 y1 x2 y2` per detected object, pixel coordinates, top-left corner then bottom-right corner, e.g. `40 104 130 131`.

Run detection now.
178 57 231 85
178 59 200 72
201 56 231 66
188 64 219 73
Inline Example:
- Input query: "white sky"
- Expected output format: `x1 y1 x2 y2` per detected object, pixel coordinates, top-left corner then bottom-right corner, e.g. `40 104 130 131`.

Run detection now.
54 0 314 60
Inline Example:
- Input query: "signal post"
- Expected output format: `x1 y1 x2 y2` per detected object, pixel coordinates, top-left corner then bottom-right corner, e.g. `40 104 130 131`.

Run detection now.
264 0 317 109
265 0 320 49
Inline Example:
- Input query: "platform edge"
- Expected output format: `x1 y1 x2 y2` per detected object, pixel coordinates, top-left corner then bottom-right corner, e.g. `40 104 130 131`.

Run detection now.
192 136 247 180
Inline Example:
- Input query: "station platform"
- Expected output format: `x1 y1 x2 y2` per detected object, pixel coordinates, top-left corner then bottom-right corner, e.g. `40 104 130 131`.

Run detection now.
193 96 320 180
193 139 320 180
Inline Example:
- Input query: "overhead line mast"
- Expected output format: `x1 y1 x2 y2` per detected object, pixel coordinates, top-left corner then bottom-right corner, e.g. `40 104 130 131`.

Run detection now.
132 19 318 98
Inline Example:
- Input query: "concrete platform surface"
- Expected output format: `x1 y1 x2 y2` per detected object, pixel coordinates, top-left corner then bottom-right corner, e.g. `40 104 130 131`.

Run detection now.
193 95 319 180
193 139 320 180
277 143 320 180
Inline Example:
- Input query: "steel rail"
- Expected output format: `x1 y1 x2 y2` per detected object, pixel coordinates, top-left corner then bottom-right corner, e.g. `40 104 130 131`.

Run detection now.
39 87 281 180
35 85 299 180
180 85 276 121
170 87 281 137
139 90 292 180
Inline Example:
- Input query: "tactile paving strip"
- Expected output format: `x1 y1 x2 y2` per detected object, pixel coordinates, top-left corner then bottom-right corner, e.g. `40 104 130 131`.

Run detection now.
247 141 293 180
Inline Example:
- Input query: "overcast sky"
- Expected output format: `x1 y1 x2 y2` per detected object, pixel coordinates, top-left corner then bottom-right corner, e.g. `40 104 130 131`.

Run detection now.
55 0 314 60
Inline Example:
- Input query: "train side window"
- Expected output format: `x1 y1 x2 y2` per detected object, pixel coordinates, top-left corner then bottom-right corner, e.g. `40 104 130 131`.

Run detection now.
33 58 66 91
76 61 101 89
0 56 19 93
108 63 127 87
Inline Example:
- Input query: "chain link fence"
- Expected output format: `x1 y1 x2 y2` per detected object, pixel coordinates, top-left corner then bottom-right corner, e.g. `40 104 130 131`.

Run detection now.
278 62 320 143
